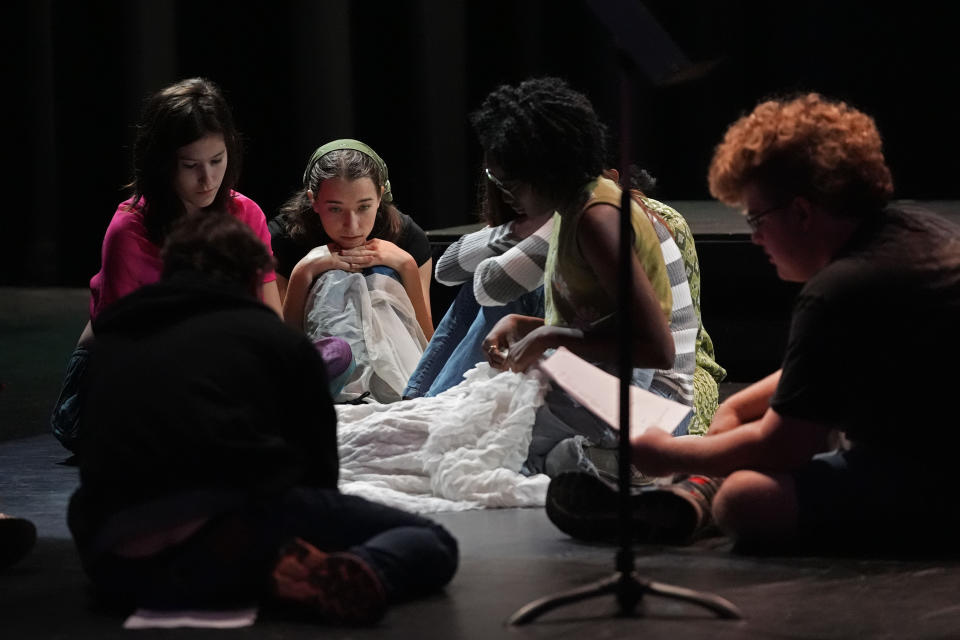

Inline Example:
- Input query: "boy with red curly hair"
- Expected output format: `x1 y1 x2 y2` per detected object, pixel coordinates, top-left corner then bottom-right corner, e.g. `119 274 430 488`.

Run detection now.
549 94 960 552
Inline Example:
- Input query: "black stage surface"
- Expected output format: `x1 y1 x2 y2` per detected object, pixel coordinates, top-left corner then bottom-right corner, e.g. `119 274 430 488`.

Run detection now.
4 433 960 639
3 202 960 638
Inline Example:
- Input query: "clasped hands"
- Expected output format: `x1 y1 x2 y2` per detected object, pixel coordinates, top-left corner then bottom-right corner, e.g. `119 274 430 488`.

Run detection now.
301 239 410 275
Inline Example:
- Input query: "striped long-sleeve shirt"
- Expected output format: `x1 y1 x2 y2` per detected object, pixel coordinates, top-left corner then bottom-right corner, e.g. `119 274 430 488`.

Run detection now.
643 199 697 405
435 203 696 403
435 217 554 306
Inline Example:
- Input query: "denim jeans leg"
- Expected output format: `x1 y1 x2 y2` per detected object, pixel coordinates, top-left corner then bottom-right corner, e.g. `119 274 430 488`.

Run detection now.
79 487 459 609
269 488 459 602
527 367 656 477
403 283 479 398
424 286 545 397
364 265 402 281
50 346 91 452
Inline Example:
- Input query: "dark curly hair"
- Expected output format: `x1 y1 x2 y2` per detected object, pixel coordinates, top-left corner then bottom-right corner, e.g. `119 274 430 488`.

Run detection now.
161 212 274 289
129 77 243 244
708 93 893 218
470 77 608 224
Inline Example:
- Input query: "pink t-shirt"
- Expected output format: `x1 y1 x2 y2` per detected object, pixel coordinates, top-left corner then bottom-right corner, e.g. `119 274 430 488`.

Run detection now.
89 191 276 319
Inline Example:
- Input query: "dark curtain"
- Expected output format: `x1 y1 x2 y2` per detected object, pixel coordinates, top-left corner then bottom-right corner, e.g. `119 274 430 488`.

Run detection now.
5 0 958 286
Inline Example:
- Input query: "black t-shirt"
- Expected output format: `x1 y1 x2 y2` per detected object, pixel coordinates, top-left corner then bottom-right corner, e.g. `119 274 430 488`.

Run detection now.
71 272 339 539
268 211 432 279
771 206 960 456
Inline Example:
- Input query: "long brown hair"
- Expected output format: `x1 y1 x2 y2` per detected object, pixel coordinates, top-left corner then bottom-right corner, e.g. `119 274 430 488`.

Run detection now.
128 78 242 244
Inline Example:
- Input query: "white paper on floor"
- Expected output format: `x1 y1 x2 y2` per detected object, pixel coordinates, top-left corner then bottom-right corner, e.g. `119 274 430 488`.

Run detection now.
123 607 257 629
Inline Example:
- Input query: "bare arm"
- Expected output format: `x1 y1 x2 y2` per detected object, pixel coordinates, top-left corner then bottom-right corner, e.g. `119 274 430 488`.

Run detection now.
481 314 546 369
77 320 95 348
261 280 282 317
418 257 433 325
708 369 783 435
399 258 434 340
631 407 833 478
578 204 674 368
275 274 289 304
282 246 352 331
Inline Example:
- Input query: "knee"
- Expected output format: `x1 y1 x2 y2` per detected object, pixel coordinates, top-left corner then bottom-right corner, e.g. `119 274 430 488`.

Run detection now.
427 523 459 586
712 471 798 544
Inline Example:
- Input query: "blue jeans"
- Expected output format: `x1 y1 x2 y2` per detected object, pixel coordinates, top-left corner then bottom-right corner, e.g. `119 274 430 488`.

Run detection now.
403 284 545 398
790 447 958 552
365 265 401 281
72 487 458 610
50 346 91 452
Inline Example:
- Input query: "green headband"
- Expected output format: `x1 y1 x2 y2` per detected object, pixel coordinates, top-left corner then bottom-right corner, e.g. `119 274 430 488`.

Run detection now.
302 138 393 203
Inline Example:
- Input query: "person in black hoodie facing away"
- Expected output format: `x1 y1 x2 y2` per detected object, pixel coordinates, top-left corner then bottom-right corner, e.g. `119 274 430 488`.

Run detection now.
68 213 457 625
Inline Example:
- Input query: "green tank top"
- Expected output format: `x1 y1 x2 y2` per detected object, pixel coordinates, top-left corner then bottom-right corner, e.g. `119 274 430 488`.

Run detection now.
544 176 672 329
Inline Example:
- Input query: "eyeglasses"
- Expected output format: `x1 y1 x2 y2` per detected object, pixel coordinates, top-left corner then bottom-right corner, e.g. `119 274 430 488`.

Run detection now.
745 203 788 232
485 167 516 200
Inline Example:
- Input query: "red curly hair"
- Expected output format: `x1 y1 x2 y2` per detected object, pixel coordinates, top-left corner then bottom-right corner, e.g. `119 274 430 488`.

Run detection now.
708 93 893 217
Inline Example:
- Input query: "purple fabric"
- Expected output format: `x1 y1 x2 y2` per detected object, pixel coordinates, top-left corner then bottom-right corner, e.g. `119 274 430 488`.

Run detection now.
313 336 354 378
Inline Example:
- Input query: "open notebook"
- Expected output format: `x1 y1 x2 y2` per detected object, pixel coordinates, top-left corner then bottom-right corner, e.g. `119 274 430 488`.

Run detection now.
539 347 690 435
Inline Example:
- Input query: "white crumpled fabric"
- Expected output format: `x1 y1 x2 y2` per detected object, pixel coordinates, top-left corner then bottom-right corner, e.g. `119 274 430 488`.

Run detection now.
336 363 550 513
304 265 427 403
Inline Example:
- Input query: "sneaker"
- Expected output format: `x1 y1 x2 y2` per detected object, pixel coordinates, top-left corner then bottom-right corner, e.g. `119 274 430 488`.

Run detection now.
271 538 387 625
581 444 655 487
0 514 37 570
545 472 721 544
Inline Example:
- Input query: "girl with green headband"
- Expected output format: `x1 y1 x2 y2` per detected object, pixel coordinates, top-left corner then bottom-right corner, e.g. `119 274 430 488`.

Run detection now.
269 140 434 401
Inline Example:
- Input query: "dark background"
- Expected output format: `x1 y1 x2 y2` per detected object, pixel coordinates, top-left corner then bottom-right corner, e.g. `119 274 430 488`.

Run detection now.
5 0 958 287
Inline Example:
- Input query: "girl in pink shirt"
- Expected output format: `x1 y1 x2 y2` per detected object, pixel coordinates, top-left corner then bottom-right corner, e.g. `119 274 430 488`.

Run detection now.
87 77 280 321
53 78 281 451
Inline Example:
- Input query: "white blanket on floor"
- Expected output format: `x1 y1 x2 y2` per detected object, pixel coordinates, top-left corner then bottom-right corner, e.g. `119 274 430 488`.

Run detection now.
336 364 550 513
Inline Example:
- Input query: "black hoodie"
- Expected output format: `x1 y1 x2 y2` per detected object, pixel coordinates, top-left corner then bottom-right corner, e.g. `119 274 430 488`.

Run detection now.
69 271 338 544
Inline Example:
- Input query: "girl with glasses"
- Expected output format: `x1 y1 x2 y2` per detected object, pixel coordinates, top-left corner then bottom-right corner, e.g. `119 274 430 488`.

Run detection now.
473 77 699 477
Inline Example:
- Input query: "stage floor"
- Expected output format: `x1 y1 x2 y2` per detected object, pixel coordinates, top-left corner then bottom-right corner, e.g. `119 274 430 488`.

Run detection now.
3 263 960 638
3 434 960 639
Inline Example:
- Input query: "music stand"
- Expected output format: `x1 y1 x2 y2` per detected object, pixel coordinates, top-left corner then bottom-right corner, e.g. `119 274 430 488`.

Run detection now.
508 0 740 625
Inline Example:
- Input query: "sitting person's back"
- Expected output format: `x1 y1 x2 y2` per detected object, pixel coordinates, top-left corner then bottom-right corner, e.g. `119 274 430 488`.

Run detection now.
72 250 337 535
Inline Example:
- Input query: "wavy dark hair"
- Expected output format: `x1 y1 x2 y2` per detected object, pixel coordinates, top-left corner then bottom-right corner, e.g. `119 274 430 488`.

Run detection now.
161 212 274 289
470 77 608 225
277 148 403 246
128 77 242 244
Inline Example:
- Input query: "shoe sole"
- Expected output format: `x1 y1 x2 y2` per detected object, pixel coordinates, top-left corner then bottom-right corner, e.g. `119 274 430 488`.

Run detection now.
546 473 699 544
272 538 387 625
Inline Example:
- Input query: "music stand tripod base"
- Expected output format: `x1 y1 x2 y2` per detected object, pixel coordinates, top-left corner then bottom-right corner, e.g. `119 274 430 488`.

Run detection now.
507 567 743 625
